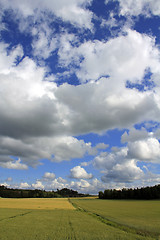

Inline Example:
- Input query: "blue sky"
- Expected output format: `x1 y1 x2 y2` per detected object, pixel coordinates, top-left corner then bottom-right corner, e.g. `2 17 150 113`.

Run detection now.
0 0 160 194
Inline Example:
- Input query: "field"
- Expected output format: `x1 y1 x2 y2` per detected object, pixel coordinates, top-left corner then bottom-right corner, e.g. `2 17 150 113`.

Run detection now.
70 198 160 239
0 198 74 210
0 198 159 240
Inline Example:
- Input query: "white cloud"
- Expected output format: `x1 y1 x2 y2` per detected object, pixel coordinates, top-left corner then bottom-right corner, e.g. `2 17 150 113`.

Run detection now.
42 178 67 191
0 43 23 74
56 79 159 136
121 127 160 163
20 182 30 189
114 0 160 17
70 166 93 179
49 137 92 162
57 177 67 183
0 135 93 167
101 159 144 183
32 180 44 189
0 36 160 169
95 143 109 150
0 0 160 191
0 0 93 29
31 23 58 59
121 127 149 143
128 137 160 163
70 179 91 189
0 158 28 170
43 172 56 180
93 147 143 183
58 29 160 83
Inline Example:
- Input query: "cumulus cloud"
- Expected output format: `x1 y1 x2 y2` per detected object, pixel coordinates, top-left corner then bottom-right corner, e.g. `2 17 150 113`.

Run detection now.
121 127 150 143
70 179 91 189
0 32 160 170
95 143 109 150
0 44 96 167
70 166 93 179
93 126 160 184
0 135 93 167
43 172 56 181
93 147 143 183
101 159 144 183
55 79 159 136
128 137 160 163
0 158 28 170
0 0 93 29
31 22 58 59
0 0 160 192
58 29 160 83
20 182 31 189
32 180 44 189
113 0 160 17
121 127 160 163
41 177 67 191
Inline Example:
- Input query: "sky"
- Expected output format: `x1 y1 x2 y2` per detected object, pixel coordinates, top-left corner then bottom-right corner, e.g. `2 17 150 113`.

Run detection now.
0 0 160 194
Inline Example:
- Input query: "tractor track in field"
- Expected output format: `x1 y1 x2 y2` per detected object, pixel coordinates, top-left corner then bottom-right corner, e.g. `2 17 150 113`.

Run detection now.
68 217 77 240
68 199 158 240
0 211 32 222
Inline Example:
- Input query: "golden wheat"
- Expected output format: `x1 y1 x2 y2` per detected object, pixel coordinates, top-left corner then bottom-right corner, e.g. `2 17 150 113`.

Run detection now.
0 198 75 210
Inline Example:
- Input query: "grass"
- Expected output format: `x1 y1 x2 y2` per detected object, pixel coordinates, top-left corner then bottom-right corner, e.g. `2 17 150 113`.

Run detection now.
70 198 160 239
0 208 154 240
0 198 158 240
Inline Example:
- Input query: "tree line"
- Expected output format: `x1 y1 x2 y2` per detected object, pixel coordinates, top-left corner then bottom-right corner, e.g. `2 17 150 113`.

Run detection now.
0 186 89 198
99 184 160 200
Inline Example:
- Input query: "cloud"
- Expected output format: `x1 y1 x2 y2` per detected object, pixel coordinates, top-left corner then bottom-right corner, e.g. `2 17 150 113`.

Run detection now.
70 179 91 189
0 43 23 74
58 29 160 83
55 79 159 136
0 0 93 29
43 172 56 181
69 166 93 179
92 126 160 184
101 159 144 183
0 135 93 167
20 182 31 189
0 158 28 170
93 147 143 183
0 35 160 169
49 137 92 162
121 127 160 163
0 8 160 180
128 137 160 163
31 180 44 189
112 0 160 17
95 143 109 150
121 127 150 143
31 22 58 60
41 177 67 191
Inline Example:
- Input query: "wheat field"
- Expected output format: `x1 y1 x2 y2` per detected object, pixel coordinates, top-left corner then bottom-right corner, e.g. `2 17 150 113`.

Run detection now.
0 198 158 240
0 198 75 210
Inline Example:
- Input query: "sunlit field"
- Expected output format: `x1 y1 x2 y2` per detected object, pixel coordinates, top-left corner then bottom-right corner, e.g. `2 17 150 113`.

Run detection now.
0 198 74 210
71 198 160 239
0 198 158 240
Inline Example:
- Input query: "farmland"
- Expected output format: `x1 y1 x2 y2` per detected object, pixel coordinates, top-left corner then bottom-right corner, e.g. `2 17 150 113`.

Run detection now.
0 198 159 240
71 198 160 239
0 198 74 210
